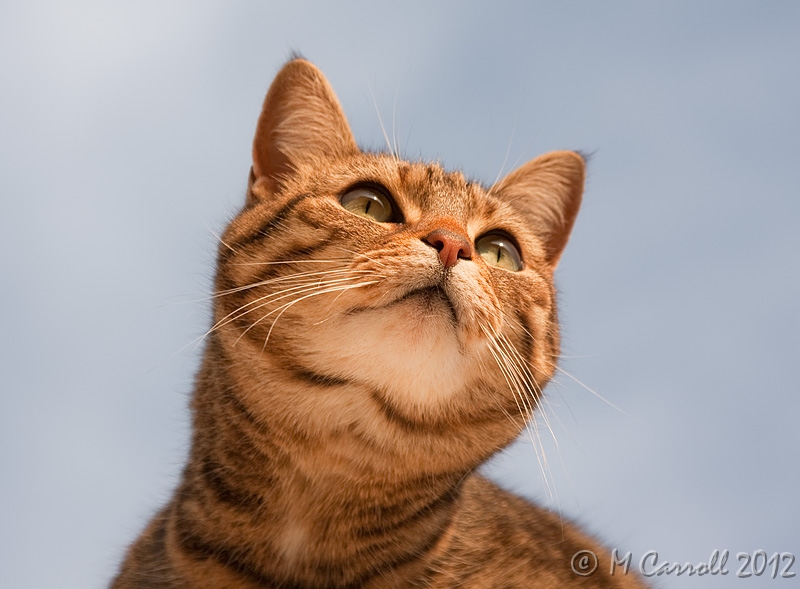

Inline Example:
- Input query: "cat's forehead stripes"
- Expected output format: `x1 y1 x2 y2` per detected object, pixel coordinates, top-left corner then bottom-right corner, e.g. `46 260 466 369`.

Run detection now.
372 157 489 227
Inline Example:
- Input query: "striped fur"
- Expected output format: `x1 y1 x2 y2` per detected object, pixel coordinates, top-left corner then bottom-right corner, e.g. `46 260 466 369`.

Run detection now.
112 59 645 588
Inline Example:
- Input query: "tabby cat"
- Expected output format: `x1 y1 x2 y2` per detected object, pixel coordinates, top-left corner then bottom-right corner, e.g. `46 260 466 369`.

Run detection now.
113 59 645 588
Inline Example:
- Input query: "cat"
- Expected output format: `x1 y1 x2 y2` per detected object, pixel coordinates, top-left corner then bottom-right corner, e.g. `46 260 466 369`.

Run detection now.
112 58 646 588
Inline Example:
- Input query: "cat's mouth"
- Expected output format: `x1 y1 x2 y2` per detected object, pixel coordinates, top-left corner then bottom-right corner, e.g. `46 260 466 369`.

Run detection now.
346 284 459 325
387 285 459 324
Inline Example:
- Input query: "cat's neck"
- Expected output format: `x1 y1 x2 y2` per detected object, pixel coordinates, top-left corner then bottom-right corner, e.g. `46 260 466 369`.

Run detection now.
173 333 465 587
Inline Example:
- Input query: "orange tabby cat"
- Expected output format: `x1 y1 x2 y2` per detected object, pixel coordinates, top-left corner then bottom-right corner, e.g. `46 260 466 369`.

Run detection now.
112 59 645 588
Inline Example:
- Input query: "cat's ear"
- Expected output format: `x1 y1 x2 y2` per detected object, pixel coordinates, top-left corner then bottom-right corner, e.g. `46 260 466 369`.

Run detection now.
250 59 359 200
491 151 584 270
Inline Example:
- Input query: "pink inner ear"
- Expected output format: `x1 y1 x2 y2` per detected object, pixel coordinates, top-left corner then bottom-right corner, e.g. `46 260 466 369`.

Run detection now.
251 59 359 197
491 150 584 269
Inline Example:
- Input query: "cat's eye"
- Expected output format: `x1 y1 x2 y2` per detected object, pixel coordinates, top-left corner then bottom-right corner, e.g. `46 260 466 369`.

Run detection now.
340 186 395 223
476 233 523 271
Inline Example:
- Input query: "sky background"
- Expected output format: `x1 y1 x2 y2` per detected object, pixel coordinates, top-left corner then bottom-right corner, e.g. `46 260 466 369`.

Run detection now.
1 1 798 587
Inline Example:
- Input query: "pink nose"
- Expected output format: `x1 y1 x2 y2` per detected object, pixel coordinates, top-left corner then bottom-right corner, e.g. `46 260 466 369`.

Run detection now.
423 229 472 269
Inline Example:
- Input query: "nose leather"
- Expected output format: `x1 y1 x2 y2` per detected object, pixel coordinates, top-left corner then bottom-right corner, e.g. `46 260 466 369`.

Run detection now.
423 229 472 269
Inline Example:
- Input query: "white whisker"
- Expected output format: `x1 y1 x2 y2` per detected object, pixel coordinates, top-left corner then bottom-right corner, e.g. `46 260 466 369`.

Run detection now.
490 116 518 190
229 258 355 267
330 246 388 268
209 268 375 299
553 365 641 422
194 207 235 253
481 323 556 502
184 274 380 351
256 280 381 351
367 83 394 157
223 275 378 339
391 77 402 159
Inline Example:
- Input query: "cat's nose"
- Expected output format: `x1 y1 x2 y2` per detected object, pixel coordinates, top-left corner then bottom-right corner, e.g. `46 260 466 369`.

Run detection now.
423 229 472 269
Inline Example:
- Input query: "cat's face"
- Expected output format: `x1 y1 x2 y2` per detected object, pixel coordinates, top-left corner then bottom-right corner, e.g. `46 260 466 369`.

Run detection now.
212 60 583 470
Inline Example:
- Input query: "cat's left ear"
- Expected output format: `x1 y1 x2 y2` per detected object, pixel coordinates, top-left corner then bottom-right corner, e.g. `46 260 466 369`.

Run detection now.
249 59 359 201
491 150 585 270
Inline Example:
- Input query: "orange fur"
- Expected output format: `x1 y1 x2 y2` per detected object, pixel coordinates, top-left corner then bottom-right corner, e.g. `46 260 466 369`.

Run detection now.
112 59 645 588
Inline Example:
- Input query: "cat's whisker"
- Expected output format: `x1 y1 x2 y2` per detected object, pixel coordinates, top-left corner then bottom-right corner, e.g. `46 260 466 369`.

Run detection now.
228 257 355 267
330 245 388 268
497 318 614 519
195 208 236 254
219 275 370 328
481 326 538 442
496 331 558 450
482 322 560 504
484 333 556 503
229 267 374 288
223 275 377 336
391 77 402 160
539 377 582 431
367 83 395 158
257 281 381 351
191 274 380 349
473 337 522 430
494 347 542 463
312 274 389 325
484 333 528 425
497 322 579 508
490 116 518 190
486 339 532 428
529 383 575 453
210 279 352 335
482 324 535 419
207 268 375 300
402 120 415 158
500 317 564 428
550 363 641 422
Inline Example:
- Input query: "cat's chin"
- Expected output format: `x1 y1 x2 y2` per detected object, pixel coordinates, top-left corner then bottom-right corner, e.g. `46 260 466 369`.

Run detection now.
341 280 491 355
299 300 482 407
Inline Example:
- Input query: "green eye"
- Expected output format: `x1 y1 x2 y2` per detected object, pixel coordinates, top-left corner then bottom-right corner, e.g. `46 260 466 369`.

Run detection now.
476 233 523 271
340 187 394 222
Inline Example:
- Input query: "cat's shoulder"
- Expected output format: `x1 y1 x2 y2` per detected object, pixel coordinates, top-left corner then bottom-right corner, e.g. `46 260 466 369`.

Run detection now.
422 475 645 588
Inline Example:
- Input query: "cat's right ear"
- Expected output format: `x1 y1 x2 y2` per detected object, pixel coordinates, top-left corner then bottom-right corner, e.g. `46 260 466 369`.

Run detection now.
491 150 585 271
249 59 359 203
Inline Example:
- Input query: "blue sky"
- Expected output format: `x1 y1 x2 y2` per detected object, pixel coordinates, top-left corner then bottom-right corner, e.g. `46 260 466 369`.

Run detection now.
1 2 798 587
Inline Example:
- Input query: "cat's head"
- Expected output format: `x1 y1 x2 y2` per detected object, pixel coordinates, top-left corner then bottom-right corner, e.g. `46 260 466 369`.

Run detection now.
214 59 583 468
